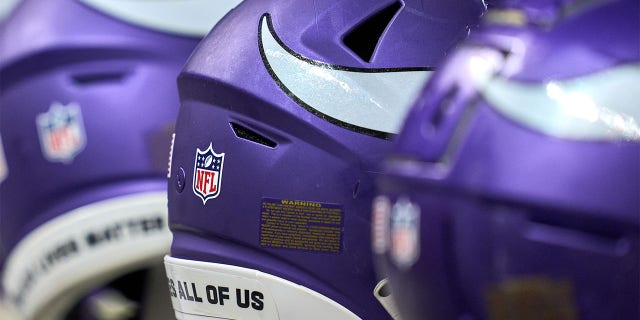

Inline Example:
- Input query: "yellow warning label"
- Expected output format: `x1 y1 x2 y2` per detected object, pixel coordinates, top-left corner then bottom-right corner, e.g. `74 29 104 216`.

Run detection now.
260 198 343 253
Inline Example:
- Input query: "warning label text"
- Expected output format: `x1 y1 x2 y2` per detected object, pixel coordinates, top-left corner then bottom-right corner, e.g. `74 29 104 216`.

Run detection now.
260 198 343 253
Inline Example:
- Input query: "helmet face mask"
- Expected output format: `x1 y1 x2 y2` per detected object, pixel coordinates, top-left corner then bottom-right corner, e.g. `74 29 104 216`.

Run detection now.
375 0 640 319
166 0 485 319
0 0 240 319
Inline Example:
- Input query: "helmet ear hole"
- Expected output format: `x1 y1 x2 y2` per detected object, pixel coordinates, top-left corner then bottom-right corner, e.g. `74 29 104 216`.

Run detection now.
342 1 403 62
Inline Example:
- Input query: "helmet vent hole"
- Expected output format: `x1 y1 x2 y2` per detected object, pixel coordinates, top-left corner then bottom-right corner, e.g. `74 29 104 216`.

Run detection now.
230 122 277 148
71 72 129 86
429 86 458 129
526 215 627 256
343 1 403 63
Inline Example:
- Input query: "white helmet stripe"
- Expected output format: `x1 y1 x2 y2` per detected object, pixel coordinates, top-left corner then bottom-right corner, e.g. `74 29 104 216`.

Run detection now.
481 63 640 141
79 0 242 37
259 14 432 137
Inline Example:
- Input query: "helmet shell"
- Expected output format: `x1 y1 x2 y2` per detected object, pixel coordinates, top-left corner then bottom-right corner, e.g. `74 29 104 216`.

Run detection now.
0 0 234 318
168 0 486 319
376 0 640 319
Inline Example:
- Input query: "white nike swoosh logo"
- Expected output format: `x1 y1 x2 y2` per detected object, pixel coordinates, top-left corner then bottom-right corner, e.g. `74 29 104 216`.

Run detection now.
79 0 242 37
258 14 433 138
478 63 640 141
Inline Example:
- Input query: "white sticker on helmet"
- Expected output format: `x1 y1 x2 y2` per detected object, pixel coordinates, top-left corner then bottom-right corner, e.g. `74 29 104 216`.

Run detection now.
167 132 175 179
78 0 243 37
2 192 170 320
481 63 640 141
164 256 361 320
259 14 432 137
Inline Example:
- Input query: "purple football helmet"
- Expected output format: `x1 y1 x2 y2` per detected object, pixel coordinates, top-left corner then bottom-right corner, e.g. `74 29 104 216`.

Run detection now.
374 0 640 319
165 0 486 319
0 0 240 319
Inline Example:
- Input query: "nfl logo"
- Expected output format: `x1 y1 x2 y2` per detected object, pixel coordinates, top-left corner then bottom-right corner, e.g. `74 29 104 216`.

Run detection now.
390 197 421 270
192 143 225 204
36 102 86 163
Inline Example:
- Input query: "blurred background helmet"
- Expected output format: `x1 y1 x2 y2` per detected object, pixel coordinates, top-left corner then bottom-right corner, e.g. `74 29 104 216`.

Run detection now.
165 0 485 319
374 0 639 319
0 0 241 319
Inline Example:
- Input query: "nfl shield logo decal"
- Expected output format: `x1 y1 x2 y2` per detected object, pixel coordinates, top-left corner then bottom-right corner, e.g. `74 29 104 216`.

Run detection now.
36 102 86 163
390 197 421 270
193 143 225 204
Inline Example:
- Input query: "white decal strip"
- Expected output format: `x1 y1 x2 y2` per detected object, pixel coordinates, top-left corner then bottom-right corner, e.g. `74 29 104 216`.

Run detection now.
259 14 432 137
79 0 243 37
2 192 170 320
164 256 361 320
480 63 640 141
